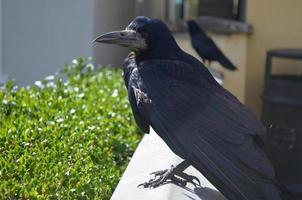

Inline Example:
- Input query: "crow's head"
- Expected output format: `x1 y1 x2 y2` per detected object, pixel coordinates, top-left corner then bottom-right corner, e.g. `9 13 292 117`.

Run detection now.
93 16 178 53
187 20 203 36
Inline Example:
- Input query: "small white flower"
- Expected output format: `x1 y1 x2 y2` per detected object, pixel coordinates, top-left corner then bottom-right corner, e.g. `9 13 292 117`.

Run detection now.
41 139 48 144
72 59 78 64
112 89 118 97
22 142 31 147
86 63 94 70
46 81 56 89
34 81 44 88
56 118 64 123
44 75 55 81
78 93 85 98
48 121 55 125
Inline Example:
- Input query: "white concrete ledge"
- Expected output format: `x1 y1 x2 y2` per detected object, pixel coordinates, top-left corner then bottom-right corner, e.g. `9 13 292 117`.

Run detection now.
110 129 227 200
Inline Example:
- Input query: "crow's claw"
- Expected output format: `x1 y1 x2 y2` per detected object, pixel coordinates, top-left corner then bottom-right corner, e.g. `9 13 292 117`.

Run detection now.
149 165 174 178
137 181 152 189
171 175 187 187
138 165 200 189
150 169 168 177
192 175 201 186
177 172 201 187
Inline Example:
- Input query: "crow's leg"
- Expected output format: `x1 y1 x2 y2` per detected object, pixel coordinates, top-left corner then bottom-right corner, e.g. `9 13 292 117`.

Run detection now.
138 160 200 189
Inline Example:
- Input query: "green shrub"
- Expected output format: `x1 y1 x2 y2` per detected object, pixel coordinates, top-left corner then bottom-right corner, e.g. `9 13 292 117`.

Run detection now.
0 58 142 199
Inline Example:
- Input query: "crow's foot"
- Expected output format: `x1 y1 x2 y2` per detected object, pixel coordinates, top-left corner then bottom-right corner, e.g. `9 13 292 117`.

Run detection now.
137 164 200 189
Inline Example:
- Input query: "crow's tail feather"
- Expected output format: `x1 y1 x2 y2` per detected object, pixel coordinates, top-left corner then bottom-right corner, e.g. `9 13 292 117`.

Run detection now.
218 55 237 71
191 157 284 200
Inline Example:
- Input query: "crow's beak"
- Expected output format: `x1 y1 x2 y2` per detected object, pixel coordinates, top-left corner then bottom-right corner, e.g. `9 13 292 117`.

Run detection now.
93 30 147 50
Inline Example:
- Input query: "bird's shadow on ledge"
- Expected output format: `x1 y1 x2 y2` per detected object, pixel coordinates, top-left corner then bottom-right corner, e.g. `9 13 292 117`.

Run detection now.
181 185 227 200
138 180 226 200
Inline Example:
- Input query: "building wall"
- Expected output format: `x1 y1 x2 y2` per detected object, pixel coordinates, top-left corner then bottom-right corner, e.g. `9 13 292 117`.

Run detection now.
246 0 302 117
175 32 248 103
2 0 94 85
0 0 3 84
93 0 135 68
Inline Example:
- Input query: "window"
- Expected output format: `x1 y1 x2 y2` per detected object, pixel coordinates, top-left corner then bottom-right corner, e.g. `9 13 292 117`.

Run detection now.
135 0 247 23
188 0 246 21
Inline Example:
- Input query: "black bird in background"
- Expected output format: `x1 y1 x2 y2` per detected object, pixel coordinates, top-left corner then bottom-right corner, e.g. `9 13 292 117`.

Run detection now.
94 16 287 200
187 20 237 71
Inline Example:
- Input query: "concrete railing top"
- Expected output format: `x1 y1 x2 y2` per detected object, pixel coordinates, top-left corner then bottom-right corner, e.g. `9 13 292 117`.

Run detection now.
110 129 227 200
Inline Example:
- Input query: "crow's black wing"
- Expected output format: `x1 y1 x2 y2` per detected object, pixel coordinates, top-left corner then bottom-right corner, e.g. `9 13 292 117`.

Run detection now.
136 59 281 200
123 56 150 133
138 59 265 143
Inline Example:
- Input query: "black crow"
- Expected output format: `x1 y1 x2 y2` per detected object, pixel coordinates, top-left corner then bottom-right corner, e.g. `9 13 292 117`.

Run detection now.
187 20 237 71
94 16 285 200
